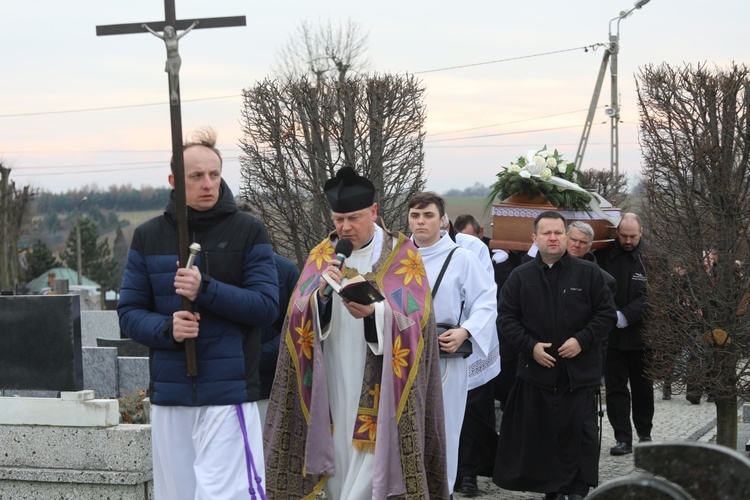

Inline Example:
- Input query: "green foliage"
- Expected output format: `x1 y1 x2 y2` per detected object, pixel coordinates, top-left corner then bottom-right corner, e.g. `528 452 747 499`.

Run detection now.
32 186 171 215
60 216 117 290
43 212 61 232
485 146 591 211
111 225 128 293
24 239 59 281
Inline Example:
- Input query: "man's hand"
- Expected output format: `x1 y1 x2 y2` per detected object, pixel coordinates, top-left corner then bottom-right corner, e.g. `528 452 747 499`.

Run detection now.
342 300 375 320
172 310 201 342
558 338 582 359
438 327 470 354
175 263 201 302
533 342 556 367
317 258 344 301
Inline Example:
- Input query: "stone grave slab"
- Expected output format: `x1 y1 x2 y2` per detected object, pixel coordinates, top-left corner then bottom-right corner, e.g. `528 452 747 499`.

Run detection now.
81 310 121 347
82 347 118 399
118 357 150 397
0 295 83 392
97 337 149 357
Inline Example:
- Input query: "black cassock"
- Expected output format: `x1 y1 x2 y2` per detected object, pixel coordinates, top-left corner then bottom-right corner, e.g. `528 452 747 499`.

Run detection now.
493 363 599 495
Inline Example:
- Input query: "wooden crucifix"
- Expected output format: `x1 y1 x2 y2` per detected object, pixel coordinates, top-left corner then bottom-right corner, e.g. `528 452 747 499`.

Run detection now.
97 2 246 376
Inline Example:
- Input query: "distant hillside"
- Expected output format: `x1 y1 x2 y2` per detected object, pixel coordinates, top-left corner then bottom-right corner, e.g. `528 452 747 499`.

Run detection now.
444 195 494 236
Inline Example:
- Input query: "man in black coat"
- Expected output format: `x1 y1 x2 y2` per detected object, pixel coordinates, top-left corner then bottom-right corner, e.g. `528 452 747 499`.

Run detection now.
493 211 616 500
595 212 653 456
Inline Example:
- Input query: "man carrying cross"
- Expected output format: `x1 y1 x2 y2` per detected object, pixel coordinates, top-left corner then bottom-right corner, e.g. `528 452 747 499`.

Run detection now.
117 128 279 499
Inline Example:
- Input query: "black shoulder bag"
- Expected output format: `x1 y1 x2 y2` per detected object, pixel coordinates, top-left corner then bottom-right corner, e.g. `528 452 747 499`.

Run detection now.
432 247 473 359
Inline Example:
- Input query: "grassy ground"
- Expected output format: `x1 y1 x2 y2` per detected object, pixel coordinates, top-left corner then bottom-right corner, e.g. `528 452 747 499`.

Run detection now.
444 196 494 235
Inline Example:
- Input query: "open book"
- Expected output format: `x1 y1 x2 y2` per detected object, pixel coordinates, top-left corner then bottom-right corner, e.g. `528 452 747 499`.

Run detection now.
322 273 385 305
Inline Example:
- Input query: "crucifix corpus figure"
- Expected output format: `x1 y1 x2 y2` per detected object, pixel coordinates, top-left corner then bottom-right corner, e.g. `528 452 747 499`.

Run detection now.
142 22 198 105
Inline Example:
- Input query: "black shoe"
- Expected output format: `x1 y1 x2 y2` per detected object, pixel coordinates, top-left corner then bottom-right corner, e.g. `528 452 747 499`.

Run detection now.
457 476 479 496
543 493 566 500
610 442 633 455
638 435 652 443
662 391 672 400
687 394 701 405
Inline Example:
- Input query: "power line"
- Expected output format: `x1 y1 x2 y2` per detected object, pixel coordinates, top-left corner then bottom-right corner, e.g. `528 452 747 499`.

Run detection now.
3 148 243 155
11 157 241 176
426 141 641 149
0 45 604 118
426 118 639 143
413 44 605 74
11 120 631 173
427 108 595 137
0 95 240 118
425 124 585 143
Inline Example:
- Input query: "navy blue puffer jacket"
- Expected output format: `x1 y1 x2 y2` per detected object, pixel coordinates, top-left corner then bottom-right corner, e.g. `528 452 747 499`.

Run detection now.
117 181 279 406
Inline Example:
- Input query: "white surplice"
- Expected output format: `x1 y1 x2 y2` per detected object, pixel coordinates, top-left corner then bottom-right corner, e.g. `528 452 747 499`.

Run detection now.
415 231 498 493
455 233 501 389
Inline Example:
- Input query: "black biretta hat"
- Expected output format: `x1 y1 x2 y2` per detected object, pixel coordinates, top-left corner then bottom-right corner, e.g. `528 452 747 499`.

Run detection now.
324 166 376 213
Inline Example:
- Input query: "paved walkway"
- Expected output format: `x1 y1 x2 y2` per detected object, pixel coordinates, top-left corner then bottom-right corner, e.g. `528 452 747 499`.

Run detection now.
456 389 741 499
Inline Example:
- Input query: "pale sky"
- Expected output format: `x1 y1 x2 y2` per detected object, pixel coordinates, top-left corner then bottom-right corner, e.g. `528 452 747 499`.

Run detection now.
1 0 748 196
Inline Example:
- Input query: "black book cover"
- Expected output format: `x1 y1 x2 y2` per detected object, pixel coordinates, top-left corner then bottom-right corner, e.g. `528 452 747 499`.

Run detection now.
322 274 385 305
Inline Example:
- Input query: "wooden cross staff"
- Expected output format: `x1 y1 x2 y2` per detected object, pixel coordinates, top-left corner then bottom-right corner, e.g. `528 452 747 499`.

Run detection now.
97 1 246 376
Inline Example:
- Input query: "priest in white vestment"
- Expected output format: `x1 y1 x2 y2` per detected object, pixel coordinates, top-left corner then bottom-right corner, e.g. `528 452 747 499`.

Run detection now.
264 168 449 499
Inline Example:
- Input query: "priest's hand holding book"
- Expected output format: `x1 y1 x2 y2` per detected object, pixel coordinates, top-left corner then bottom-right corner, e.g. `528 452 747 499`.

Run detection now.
320 268 385 320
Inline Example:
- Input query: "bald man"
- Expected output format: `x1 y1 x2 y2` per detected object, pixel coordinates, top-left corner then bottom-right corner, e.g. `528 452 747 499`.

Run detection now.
595 213 653 457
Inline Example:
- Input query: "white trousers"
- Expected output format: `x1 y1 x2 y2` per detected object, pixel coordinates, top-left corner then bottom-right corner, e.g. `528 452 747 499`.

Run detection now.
151 403 265 500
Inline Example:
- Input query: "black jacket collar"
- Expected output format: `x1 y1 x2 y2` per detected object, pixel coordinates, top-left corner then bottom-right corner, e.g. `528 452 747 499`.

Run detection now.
164 179 238 232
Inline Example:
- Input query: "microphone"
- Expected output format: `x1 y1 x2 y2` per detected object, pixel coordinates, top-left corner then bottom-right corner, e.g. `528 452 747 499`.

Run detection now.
323 239 354 298
185 242 201 269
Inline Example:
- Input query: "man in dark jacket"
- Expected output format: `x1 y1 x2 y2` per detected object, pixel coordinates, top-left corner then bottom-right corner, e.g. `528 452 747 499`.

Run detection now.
258 253 299 426
596 212 653 456
493 211 616 500
117 128 279 499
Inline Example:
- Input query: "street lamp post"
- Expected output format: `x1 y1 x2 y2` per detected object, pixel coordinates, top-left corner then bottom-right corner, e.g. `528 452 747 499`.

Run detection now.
76 196 88 286
607 0 650 177
575 1 650 176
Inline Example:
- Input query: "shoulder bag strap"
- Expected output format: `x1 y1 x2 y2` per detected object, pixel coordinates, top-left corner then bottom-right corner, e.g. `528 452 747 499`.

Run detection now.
431 247 458 299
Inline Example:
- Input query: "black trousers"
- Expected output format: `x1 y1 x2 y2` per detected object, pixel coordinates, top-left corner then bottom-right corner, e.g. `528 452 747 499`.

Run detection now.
604 348 654 444
494 355 518 409
456 378 498 481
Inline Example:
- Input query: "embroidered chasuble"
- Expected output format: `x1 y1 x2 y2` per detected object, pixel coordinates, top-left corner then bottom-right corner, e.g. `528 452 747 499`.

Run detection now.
263 224 449 499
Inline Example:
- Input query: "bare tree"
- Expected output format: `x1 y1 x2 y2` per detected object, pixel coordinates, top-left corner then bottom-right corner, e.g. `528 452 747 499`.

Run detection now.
637 62 750 448
578 168 631 209
273 19 370 83
238 73 426 267
0 163 35 292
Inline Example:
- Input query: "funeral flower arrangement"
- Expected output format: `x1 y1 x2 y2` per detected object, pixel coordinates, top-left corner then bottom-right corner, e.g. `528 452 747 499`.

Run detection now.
486 146 592 211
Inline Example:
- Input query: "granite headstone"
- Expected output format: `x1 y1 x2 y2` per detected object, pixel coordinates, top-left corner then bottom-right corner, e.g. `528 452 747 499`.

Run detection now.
0 295 83 392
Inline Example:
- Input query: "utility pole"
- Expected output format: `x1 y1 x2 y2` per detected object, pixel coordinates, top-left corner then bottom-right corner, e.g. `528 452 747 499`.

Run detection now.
576 0 650 176
76 196 88 285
